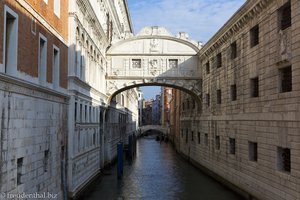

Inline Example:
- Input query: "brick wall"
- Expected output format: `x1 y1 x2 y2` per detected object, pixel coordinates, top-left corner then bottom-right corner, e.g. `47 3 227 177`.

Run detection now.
0 0 68 88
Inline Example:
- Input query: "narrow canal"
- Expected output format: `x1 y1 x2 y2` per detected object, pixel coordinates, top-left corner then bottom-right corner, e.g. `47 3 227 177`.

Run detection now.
83 137 245 200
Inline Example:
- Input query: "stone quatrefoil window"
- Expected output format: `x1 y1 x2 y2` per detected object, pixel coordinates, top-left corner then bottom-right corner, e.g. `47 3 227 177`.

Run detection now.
169 59 178 68
132 59 141 68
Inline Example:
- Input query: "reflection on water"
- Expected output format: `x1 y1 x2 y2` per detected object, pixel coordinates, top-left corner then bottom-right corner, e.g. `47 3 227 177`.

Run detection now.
84 137 245 200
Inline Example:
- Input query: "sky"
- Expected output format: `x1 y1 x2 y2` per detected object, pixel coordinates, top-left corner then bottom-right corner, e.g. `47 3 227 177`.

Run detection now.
127 0 246 100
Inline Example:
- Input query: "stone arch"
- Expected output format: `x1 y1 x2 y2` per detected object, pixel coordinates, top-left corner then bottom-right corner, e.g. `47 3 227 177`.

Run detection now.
140 125 168 135
107 81 201 107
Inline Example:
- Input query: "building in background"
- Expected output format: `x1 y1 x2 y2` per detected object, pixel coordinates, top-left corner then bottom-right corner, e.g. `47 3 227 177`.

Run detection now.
0 0 69 198
142 100 153 125
161 87 173 128
151 94 161 125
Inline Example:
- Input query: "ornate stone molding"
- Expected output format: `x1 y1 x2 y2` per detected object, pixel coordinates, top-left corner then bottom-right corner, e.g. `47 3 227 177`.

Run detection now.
200 0 272 58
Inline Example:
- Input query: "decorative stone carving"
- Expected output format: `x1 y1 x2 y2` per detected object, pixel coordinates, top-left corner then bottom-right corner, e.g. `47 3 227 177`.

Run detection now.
279 30 291 61
150 39 159 52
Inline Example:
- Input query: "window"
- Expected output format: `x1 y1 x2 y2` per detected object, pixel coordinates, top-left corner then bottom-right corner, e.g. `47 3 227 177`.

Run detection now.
277 147 291 173
215 136 220 150
17 157 24 185
132 59 141 68
250 25 259 47
80 104 82 122
44 150 49 172
206 62 210 74
231 84 237 101
53 46 60 89
54 0 60 17
279 66 292 93
278 1 291 30
216 53 222 68
4 6 18 75
231 41 237 59
198 132 200 144
85 105 87 122
89 106 92 122
185 129 188 143
75 102 77 122
217 89 221 104
249 142 258 161
206 93 210 107
191 131 194 141
204 134 208 146
229 138 236 155
169 59 178 68
39 34 47 84
250 77 259 97
181 129 184 138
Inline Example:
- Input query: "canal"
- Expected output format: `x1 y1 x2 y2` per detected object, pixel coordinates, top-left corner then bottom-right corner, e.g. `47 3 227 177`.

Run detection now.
83 137 245 200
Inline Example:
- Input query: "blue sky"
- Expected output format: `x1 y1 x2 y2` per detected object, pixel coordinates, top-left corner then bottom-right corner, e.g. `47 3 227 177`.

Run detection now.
127 0 246 100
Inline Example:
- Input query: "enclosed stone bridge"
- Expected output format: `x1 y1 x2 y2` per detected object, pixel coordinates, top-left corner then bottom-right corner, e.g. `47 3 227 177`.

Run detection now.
106 26 202 103
139 125 168 135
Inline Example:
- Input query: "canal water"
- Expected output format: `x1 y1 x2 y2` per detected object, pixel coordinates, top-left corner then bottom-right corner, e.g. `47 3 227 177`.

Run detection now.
83 137 245 200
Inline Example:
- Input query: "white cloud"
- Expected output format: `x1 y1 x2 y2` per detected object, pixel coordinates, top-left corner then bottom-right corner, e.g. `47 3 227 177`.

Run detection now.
128 0 246 43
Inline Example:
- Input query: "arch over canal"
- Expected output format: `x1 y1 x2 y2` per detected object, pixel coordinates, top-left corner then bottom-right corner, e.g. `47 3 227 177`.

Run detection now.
140 125 168 135
106 26 202 104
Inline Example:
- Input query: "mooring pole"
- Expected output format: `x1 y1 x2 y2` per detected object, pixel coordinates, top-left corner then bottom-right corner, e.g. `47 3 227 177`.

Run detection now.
117 142 123 179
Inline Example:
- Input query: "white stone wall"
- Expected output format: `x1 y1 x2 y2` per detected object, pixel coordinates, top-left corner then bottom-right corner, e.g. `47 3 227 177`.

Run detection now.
0 76 68 199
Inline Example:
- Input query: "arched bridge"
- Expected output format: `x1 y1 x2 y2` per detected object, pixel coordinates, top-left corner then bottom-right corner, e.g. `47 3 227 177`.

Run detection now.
106 26 202 103
139 125 168 135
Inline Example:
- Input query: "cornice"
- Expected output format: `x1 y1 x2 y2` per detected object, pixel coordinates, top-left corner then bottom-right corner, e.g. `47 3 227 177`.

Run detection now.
199 0 272 59
76 0 107 43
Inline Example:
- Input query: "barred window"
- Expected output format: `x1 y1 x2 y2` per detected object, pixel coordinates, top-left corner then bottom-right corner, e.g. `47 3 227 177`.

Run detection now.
250 25 259 47
215 136 220 150
216 53 222 68
198 132 200 144
250 77 259 97
217 89 221 104
206 93 210 107
231 41 237 59
132 59 141 68
279 1 291 30
169 59 178 68
229 138 236 155
205 134 208 146
249 142 258 161
231 84 237 101
279 66 292 93
206 62 210 74
191 131 194 141
277 147 291 173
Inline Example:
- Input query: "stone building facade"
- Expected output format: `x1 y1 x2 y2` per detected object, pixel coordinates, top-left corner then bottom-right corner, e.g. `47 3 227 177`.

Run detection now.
176 0 300 199
0 0 69 199
67 0 138 198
